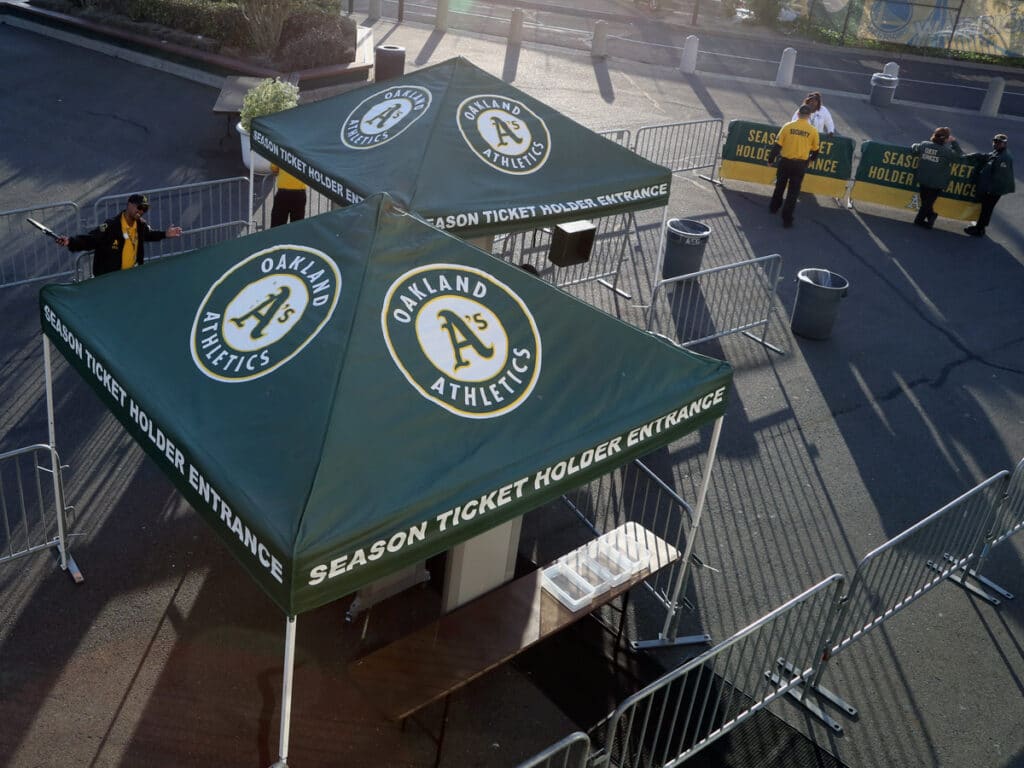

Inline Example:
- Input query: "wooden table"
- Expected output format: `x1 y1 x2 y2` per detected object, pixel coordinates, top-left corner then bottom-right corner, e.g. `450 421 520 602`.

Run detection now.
348 522 678 724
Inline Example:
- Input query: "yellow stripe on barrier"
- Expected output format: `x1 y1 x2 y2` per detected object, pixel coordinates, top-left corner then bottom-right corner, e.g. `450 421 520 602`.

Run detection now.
852 141 983 221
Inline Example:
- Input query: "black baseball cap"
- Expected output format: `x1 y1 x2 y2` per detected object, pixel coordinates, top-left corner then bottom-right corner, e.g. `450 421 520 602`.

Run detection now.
127 193 150 210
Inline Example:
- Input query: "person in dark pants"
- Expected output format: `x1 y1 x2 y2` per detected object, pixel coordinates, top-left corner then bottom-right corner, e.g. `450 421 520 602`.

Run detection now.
964 133 1015 237
766 105 820 228
910 126 962 229
270 164 307 227
55 193 182 277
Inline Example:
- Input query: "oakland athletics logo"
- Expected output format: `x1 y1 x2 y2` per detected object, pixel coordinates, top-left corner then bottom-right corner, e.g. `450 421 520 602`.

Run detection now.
457 94 550 175
191 245 341 382
382 264 541 418
341 86 432 149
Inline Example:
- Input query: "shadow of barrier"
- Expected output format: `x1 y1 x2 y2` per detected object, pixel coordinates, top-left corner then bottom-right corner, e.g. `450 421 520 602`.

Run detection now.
519 457 1023 767
645 254 785 355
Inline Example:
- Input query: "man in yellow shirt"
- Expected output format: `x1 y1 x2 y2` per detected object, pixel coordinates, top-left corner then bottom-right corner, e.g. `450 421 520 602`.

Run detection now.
270 165 308 227
55 194 182 276
766 104 820 228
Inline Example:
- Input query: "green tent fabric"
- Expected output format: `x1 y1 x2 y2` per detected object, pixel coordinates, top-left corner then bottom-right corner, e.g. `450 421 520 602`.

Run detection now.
251 57 671 239
40 194 731 616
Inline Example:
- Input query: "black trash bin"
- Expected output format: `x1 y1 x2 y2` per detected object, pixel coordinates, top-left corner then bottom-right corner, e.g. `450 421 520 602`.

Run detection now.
375 44 406 82
791 268 848 340
662 218 710 279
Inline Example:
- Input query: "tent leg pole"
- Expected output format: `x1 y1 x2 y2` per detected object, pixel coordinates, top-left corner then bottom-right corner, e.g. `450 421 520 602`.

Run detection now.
270 615 297 768
43 336 67 572
248 164 255 234
632 415 724 651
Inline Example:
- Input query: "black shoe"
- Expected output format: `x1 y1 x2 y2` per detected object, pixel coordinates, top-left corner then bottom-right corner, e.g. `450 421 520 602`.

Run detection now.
769 204 780 214
913 219 932 228
926 212 938 226
783 219 793 229
964 225 984 237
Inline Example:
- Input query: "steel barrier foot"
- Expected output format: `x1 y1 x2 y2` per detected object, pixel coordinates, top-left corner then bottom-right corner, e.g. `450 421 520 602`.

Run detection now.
53 548 84 584
927 557 1004 605
630 632 710 651
959 567 1014 600
741 330 785 355
774 657 857 724
768 670 844 734
597 278 632 299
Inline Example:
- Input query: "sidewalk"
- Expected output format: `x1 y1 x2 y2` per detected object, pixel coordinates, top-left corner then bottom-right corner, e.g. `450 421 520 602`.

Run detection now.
1 9 1022 768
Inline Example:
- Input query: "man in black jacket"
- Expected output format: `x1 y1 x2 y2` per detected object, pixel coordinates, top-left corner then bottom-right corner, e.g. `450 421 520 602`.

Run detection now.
56 194 182 276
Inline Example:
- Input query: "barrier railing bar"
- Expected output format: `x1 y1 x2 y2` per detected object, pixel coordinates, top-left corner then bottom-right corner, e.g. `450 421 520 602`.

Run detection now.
514 731 590 768
592 575 844 767
779 471 1009 732
947 456 1023 602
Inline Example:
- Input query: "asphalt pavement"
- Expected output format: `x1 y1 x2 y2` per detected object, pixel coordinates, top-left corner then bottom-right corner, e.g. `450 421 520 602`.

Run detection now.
0 7 1022 768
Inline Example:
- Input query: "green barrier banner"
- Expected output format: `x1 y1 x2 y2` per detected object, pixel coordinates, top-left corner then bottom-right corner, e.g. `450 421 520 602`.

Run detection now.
719 120 854 198
852 141 982 221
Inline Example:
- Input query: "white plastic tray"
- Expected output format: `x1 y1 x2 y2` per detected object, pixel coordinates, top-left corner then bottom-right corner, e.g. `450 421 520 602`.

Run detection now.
542 562 597 611
583 539 637 586
559 549 615 594
596 532 650 576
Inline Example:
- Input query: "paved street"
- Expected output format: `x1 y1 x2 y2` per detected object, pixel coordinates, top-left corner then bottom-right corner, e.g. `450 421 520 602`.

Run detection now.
1 6 1022 768
375 0 1024 115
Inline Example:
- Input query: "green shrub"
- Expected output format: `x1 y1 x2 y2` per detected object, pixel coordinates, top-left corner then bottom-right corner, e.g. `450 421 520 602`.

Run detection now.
239 76 299 131
276 11 356 69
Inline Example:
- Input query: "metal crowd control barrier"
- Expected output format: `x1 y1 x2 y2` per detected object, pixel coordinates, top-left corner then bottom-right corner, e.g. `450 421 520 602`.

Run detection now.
590 575 845 768
0 202 81 287
515 732 591 768
496 212 641 299
632 119 723 175
598 128 632 148
0 443 82 583
90 177 250 264
559 459 709 648
251 174 338 232
949 456 1024 603
779 470 1009 732
645 254 784 354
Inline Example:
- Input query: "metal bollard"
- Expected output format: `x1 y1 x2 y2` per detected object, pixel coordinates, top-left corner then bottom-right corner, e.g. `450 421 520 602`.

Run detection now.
592 20 608 59
436 0 449 30
368 0 382 18
774 47 796 87
981 76 1005 117
509 7 524 45
680 34 699 74
883 61 900 77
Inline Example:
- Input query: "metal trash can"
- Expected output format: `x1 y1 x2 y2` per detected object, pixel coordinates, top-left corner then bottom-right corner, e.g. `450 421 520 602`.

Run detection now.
791 268 848 340
869 72 898 107
662 218 711 278
375 44 406 82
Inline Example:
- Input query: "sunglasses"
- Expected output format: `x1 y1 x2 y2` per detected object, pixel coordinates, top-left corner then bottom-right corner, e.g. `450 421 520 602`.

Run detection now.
133 203 149 212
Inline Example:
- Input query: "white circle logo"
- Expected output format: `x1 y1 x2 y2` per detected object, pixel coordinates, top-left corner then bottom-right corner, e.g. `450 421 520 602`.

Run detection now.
457 94 550 175
341 86 432 149
191 245 341 382
382 264 541 418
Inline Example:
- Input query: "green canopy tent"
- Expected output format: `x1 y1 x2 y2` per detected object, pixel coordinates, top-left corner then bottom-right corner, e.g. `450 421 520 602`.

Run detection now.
249 57 672 291
40 194 731 766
